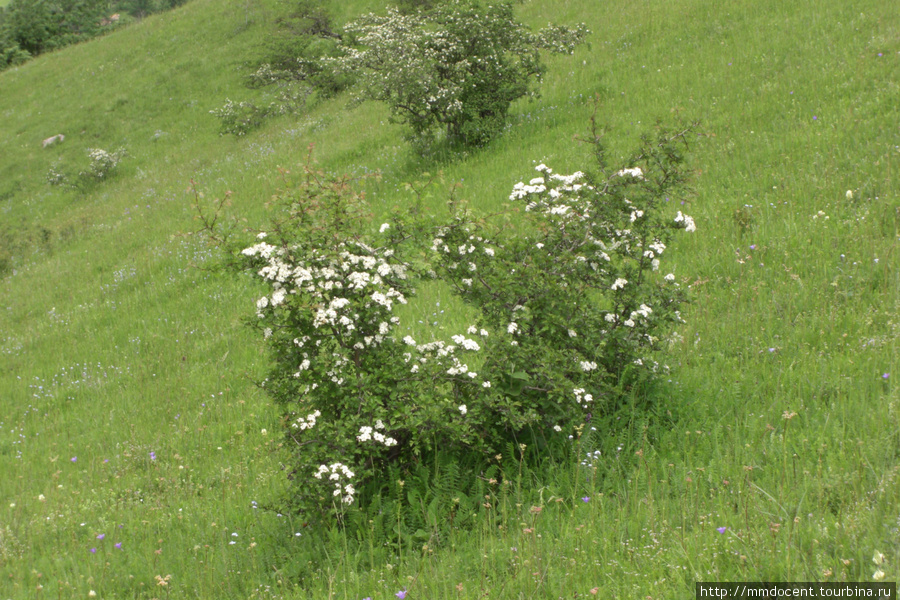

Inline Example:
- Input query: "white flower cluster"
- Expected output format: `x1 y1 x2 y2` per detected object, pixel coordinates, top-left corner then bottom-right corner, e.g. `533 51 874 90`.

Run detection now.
357 421 398 446
242 239 409 354
573 388 594 409
621 304 653 328
674 211 697 232
611 278 628 291
400 335 489 387
293 410 321 430
450 334 481 351
511 164 588 206
615 167 644 179
313 462 356 505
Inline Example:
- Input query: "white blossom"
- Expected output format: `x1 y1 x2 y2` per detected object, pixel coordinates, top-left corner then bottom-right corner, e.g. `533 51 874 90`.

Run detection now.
615 167 644 179
675 211 697 232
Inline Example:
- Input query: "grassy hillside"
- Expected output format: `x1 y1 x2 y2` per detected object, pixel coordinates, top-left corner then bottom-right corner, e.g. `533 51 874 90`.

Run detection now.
1 0 897 597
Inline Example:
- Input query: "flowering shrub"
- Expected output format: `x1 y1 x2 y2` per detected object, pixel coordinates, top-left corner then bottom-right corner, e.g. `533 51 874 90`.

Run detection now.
45 163 67 186
79 147 126 181
44 147 126 190
206 124 697 526
335 1 588 146
210 99 268 136
214 1 585 144
210 87 309 136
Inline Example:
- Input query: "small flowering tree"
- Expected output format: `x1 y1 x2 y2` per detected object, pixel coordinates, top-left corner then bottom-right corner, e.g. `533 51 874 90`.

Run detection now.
80 147 126 180
210 123 697 525
335 1 588 146
211 1 585 142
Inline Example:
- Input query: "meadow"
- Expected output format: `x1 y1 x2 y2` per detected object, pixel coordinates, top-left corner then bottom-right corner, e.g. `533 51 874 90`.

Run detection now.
0 0 897 597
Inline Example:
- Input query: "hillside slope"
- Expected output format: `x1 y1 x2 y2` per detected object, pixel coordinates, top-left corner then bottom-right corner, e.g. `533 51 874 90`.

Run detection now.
0 0 898 597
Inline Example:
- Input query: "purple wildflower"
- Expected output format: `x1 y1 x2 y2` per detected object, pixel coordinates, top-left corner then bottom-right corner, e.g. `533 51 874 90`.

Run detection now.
150 451 156 460
883 373 890 380
581 496 590 503
97 534 105 540
749 245 756 250
71 457 77 463
115 542 122 549
90 548 97 554
396 591 407 599
717 527 727 534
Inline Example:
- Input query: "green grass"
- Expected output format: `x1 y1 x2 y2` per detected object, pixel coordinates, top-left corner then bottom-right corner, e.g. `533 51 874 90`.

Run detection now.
1 0 898 597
